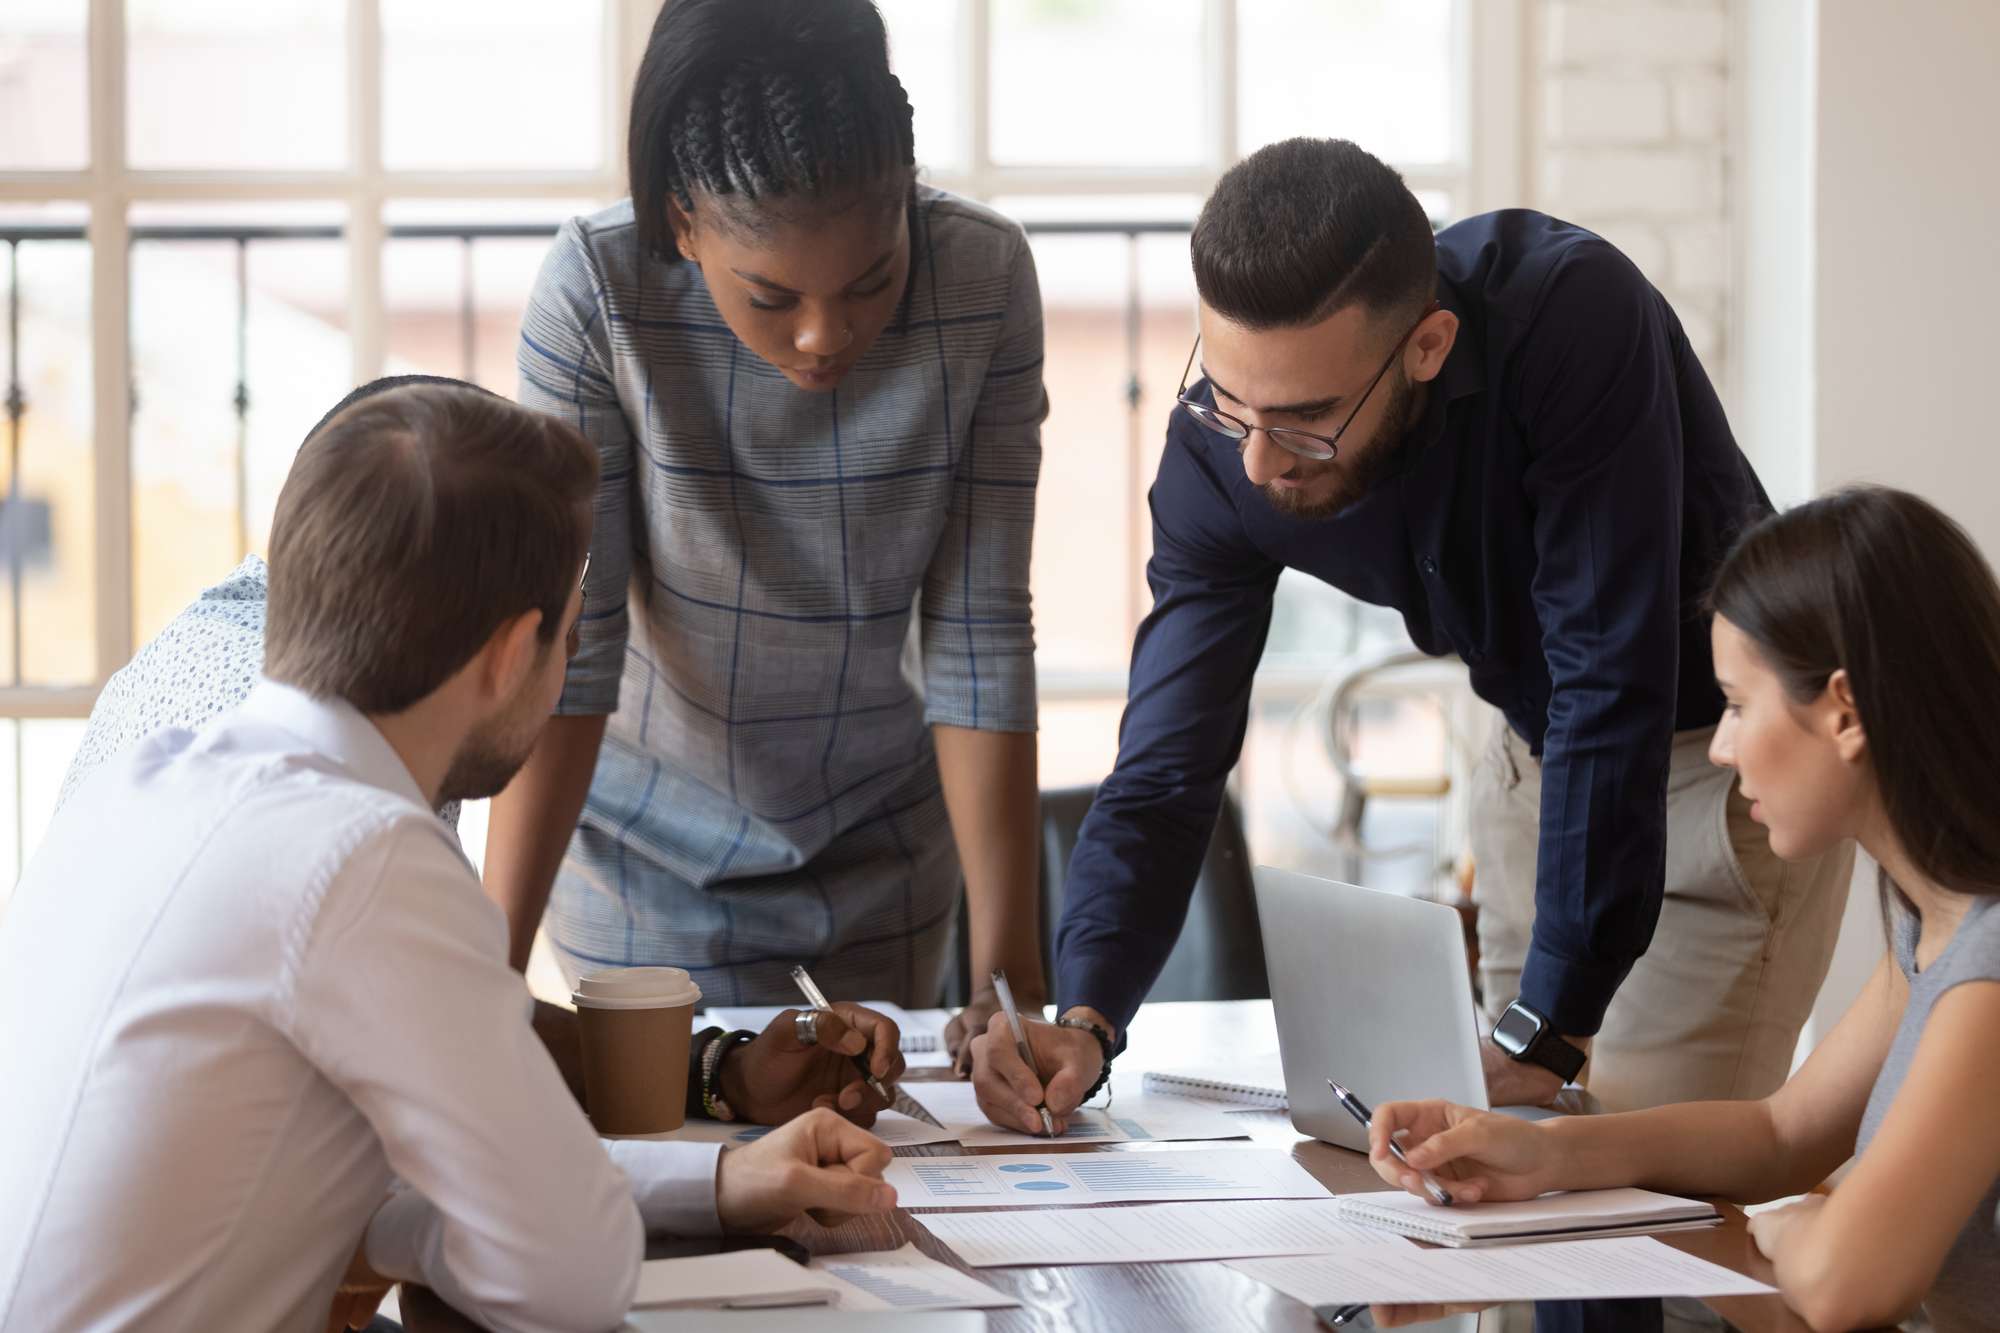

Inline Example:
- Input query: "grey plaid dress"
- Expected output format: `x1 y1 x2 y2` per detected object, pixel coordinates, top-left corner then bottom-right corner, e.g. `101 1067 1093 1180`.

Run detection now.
517 188 1044 1007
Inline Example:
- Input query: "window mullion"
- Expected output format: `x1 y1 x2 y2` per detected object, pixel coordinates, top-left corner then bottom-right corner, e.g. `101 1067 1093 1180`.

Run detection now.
87 0 132 681
349 0 385 383
965 0 990 200
1206 0 1237 174
1467 0 1526 215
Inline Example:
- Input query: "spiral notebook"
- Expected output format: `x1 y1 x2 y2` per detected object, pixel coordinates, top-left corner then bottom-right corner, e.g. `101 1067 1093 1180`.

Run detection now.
1141 1056 1289 1109
1336 1187 1721 1248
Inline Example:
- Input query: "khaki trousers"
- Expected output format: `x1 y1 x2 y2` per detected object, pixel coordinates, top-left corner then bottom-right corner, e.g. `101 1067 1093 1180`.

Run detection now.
1469 716 1852 1112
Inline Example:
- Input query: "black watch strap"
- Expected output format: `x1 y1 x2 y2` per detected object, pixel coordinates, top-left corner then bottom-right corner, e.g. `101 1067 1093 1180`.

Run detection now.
1494 1000 1587 1083
1528 1030 1587 1083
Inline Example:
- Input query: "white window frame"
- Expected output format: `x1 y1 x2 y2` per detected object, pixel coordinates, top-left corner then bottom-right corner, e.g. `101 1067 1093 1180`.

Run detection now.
921 0 1524 212
0 0 645 724
0 0 1524 800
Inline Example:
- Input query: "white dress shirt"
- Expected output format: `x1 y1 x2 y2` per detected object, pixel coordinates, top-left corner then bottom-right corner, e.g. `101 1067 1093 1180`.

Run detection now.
0 680 723 1333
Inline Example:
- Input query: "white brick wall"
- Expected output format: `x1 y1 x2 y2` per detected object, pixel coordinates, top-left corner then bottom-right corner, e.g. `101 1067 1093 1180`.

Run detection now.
1529 0 1735 392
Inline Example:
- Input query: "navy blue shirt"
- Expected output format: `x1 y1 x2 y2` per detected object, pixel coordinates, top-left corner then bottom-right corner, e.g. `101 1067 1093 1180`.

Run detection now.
1054 210 1771 1038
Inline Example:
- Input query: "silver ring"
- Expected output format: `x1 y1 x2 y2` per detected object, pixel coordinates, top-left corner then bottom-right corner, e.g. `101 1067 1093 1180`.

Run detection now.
794 1010 820 1047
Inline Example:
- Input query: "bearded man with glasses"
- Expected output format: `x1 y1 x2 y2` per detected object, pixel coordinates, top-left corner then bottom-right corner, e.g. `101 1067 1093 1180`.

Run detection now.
967 137 1853 1135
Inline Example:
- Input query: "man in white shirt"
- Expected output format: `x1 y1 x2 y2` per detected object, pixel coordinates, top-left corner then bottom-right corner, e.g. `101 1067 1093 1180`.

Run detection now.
52 375 910 1132
0 382 897 1333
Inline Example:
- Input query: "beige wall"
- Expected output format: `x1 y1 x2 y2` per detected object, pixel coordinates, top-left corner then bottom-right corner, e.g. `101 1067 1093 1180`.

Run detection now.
1739 0 2000 1050
1813 1 2000 558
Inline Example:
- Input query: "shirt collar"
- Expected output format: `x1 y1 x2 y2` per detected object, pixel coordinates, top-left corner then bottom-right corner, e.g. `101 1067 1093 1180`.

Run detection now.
237 677 431 812
1400 273 1488 465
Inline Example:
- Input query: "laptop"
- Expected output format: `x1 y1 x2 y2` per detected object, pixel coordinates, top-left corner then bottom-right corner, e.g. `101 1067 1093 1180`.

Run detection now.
1252 865 1553 1153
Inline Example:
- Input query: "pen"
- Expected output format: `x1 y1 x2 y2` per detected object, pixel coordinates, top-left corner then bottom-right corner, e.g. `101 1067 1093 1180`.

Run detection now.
789 963 895 1105
1326 1078 1453 1207
1313 1305 1370 1328
990 969 1058 1138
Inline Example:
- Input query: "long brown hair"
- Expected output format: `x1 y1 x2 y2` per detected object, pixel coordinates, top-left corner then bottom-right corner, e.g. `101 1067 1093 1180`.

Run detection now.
1708 486 2000 902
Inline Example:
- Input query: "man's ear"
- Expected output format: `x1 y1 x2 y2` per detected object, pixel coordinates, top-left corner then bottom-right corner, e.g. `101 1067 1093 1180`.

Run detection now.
1826 668 1869 764
1407 306 1458 384
474 609 548 706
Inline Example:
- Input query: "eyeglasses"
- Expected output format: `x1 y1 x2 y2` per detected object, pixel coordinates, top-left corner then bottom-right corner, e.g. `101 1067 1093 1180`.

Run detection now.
565 554 591 661
1174 303 1438 462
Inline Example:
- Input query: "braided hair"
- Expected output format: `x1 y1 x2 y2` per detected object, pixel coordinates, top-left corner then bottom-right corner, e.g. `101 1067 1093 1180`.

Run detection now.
629 0 918 262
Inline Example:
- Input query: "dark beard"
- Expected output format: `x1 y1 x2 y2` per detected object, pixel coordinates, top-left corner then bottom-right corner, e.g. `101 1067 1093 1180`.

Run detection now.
1261 372 1420 520
438 727 536 804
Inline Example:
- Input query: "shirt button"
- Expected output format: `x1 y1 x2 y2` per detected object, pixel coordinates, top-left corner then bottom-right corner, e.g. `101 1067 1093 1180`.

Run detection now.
1420 556 1438 575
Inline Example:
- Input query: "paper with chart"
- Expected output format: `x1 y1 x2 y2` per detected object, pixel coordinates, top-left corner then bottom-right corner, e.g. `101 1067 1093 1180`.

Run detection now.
623 1109 959 1149
627 1313 985 1333
886 1147 1330 1208
634 1245 1014 1313
1227 1237 1777 1304
918 1198 1414 1267
903 1079 1250 1147
632 1249 847 1309
805 1244 1019 1311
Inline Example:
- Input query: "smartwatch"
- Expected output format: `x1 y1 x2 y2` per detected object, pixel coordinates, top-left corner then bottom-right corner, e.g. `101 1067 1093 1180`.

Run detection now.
1491 999 1587 1084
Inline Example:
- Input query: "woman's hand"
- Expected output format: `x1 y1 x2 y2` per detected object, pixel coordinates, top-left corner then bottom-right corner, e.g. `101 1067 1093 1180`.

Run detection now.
1367 1099 1557 1204
714 1107 898 1232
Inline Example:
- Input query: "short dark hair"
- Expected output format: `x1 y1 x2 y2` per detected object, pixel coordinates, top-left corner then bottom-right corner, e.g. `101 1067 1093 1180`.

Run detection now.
1710 486 2000 906
628 0 917 261
265 383 597 715
1191 138 1437 332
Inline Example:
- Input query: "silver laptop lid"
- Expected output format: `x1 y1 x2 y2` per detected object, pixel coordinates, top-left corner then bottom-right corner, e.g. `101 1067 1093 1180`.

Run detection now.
1252 865 1488 1153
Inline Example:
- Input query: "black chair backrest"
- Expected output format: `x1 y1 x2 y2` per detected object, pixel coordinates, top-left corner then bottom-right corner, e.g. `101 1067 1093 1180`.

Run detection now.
942 784 1269 1006
1039 784 1268 1003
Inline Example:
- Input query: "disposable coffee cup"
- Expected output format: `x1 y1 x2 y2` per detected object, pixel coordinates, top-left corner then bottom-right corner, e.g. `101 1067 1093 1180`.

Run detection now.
572 966 702 1135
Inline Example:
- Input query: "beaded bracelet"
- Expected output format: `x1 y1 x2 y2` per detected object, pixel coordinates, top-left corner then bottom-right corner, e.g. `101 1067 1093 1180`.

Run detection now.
1057 1015 1116 1103
701 1029 757 1122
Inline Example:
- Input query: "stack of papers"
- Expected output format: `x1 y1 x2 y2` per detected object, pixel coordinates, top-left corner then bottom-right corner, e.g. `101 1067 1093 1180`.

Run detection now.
805 1244 1019 1311
1336 1187 1721 1247
918 1198 1410 1267
634 1245 1015 1313
901 1080 1250 1148
632 1250 851 1310
1227 1236 1775 1304
886 1148 1331 1208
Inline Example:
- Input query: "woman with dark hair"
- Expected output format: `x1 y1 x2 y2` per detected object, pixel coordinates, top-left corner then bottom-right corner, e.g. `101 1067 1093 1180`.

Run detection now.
1363 487 2000 1332
490 0 1047 1075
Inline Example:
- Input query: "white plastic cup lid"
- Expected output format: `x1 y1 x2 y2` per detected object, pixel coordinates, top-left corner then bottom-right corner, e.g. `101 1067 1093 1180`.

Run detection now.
572 966 702 1010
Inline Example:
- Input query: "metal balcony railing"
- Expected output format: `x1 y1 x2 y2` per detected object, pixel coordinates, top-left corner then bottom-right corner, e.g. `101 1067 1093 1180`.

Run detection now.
0 217 1195 695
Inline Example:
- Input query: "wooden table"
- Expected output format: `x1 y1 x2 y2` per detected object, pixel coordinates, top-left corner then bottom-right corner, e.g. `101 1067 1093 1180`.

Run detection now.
405 1000 1822 1332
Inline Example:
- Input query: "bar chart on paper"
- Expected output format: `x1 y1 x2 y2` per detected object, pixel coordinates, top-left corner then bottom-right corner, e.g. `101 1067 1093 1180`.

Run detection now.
887 1148 1330 1208
804 1245 1019 1312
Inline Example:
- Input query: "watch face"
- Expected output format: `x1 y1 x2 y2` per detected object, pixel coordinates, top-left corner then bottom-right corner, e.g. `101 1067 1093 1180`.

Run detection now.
1492 1005 1543 1057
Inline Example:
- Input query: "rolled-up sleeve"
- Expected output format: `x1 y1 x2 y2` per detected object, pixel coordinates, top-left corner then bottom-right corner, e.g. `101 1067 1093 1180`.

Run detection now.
1055 419 1280 1032
1514 241 1686 1036
919 231 1045 733
518 218 635 718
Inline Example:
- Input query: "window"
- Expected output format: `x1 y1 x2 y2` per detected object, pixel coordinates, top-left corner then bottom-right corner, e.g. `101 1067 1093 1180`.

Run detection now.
0 0 630 891
1 0 1514 893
